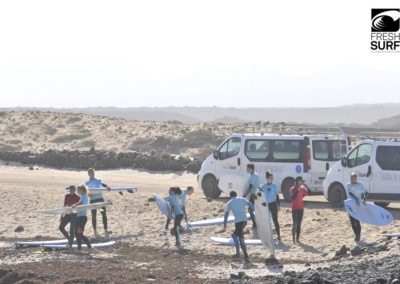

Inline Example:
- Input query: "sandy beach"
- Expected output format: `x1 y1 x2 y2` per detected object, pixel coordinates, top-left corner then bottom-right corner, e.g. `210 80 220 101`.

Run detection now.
1 164 400 283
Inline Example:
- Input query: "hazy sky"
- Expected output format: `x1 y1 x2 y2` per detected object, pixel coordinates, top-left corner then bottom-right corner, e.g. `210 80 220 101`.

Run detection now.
0 0 399 108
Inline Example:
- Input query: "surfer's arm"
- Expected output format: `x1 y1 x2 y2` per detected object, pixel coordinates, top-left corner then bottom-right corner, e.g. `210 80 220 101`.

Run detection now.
246 200 254 210
102 183 111 191
276 195 280 207
223 211 230 229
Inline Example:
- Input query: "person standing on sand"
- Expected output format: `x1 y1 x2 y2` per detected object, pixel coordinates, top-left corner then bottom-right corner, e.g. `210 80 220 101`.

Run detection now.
346 172 367 242
85 168 110 239
165 186 194 229
223 191 254 262
246 163 259 229
259 171 281 242
59 185 80 247
167 187 184 247
73 184 92 250
289 176 311 244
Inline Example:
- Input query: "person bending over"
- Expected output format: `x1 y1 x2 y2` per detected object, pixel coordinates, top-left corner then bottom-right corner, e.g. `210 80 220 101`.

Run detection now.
165 186 194 229
167 187 184 247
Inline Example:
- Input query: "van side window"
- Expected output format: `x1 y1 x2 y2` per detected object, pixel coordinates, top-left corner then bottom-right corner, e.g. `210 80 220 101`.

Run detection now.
313 140 347 161
313 141 329 160
332 140 348 160
272 140 301 162
245 140 270 161
347 144 372 168
219 137 241 160
376 146 400 171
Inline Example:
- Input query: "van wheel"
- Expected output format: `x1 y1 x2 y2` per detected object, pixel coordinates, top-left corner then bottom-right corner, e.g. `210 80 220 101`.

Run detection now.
328 183 346 208
374 202 390 208
281 178 295 202
202 175 221 199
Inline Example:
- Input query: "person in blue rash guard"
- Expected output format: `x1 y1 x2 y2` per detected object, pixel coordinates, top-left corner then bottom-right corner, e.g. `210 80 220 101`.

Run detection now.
246 163 259 229
259 171 281 241
346 172 367 242
223 191 254 262
165 186 194 229
72 184 92 250
167 187 184 247
85 168 111 239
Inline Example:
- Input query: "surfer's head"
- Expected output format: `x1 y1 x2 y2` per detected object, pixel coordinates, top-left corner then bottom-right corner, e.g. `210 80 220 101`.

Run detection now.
88 168 95 179
66 185 76 193
187 186 194 196
174 187 182 195
77 184 88 195
266 171 273 183
350 172 357 184
295 176 304 186
246 163 255 174
229 191 237 198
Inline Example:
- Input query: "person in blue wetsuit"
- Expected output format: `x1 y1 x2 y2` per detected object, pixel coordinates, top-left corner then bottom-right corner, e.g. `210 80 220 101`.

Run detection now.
85 168 110 238
167 187 184 247
246 163 259 229
165 186 194 229
73 184 92 250
346 172 367 242
223 191 254 262
259 171 281 241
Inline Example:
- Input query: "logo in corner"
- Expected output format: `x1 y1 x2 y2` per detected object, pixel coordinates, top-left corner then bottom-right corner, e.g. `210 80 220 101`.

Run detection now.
371 9 400 32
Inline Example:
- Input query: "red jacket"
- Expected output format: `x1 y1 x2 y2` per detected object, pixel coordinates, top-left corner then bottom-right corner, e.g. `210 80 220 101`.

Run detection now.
290 185 309 210
64 193 80 207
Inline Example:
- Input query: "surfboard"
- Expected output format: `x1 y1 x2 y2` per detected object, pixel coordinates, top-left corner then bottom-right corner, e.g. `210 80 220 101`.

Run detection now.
36 201 112 215
344 198 393 226
16 239 70 248
254 192 275 255
383 232 400 239
211 237 262 246
41 241 116 250
218 175 249 197
88 187 137 194
188 214 250 227
154 193 173 219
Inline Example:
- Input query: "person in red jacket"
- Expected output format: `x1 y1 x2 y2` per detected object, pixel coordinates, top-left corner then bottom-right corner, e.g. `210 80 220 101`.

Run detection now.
289 176 311 244
59 185 80 247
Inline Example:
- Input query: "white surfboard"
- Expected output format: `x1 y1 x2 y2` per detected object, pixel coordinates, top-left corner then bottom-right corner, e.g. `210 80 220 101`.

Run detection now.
344 199 393 226
254 192 275 255
211 237 262 246
383 232 400 239
36 201 112 215
88 187 137 194
41 241 116 250
218 175 249 197
16 239 70 248
154 193 173 219
188 214 250 227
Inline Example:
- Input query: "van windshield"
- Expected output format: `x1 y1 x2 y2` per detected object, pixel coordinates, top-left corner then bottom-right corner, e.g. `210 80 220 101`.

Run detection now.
313 140 347 161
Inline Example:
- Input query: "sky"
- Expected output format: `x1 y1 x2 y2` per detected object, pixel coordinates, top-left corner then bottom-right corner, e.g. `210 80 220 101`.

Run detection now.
0 0 399 108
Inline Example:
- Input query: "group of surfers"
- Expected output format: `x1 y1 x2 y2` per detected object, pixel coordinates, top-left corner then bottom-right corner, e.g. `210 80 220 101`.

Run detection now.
57 164 367 259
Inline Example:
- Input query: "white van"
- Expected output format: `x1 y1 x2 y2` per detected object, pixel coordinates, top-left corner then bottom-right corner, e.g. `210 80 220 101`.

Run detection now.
197 131 350 200
323 139 400 208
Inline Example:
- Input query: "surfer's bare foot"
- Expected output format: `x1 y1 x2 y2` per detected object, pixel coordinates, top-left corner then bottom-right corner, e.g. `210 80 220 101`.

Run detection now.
104 231 110 239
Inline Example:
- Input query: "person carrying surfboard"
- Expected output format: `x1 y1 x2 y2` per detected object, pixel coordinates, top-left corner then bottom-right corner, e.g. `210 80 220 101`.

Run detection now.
72 184 92 250
259 171 281 242
166 187 185 247
346 172 367 242
59 185 80 247
223 191 254 262
85 168 111 239
246 163 259 229
165 186 194 230
289 176 311 244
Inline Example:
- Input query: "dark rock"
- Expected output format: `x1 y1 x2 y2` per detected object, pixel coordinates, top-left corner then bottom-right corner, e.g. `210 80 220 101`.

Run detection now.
146 274 156 280
230 272 246 280
335 245 349 257
350 246 365 256
28 166 34 170
147 197 155 202
14 226 24 233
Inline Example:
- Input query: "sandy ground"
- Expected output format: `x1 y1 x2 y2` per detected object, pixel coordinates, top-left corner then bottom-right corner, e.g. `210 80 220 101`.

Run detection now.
1 164 400 283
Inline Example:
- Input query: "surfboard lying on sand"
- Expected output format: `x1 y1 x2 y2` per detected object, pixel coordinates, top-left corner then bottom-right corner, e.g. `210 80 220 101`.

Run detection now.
188 214 251 227
383 232 400 239
88 187 137 194
41 241 116 250
16 239 70 248
211 237 262 246
154 193 173 219
36 201 112 215
254 192 275 255
218 175 249 197
344 199 393 226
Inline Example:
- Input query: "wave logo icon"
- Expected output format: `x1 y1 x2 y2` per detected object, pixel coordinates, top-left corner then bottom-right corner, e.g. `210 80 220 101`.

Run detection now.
371 9 400 32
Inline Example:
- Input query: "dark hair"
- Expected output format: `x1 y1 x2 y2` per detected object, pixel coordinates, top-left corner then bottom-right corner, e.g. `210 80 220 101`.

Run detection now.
247 163 254 170
173 187 182 195
229 191 237 198
266 171 273 179
296 176 303 183
88 168 95 172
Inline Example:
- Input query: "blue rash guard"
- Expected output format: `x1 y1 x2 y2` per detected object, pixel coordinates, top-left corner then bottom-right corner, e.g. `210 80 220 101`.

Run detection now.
168 194 183 216
261 183 280 205
224 197 254 225
85 178 104 201
180 189 187 207
248 172 260 195
77 194 88 217
346 182 367 201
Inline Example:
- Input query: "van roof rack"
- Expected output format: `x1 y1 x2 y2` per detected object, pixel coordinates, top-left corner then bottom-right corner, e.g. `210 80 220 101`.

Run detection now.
242 125 346 136
359 131 400 141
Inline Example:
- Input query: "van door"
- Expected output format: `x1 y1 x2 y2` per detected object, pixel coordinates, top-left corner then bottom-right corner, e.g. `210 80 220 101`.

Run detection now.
344 143 373 192
215 137 242 178
370 145 400 202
